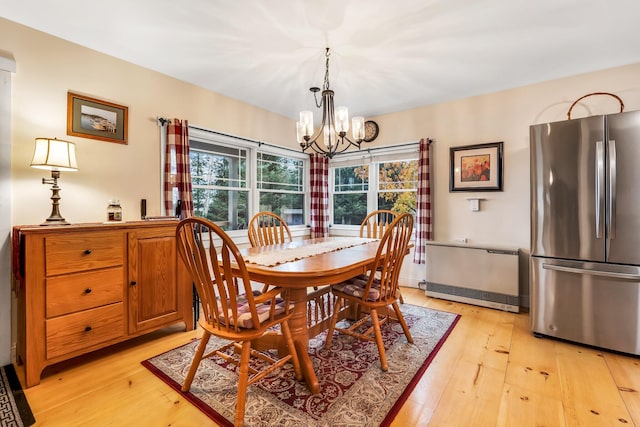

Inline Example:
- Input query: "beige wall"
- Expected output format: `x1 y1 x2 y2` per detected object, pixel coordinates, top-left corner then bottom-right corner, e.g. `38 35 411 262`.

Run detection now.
1 17 296 225
4 16 640 303
369 63 640 300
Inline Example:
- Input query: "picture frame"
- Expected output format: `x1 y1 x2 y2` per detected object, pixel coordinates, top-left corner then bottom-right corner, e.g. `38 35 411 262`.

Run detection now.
67 92 128 144
450 141 504 192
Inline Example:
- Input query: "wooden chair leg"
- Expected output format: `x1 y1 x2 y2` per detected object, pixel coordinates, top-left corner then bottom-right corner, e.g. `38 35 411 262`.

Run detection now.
370 308 388 371
182 331 211 392
235 341 252 427
324 297 343 349
398 289 405 304
392 301 413 343
280 320 302 381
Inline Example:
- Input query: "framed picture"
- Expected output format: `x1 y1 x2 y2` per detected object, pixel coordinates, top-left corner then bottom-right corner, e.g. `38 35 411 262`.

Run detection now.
67 92 128 144
450 141 504 192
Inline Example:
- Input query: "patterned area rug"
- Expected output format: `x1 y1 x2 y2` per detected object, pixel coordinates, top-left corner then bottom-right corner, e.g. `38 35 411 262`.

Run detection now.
0 364 35 427
142 304 459 426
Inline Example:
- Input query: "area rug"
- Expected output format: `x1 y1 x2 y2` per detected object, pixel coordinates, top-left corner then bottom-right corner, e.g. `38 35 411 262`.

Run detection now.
142 304 459 426
0 364 35 427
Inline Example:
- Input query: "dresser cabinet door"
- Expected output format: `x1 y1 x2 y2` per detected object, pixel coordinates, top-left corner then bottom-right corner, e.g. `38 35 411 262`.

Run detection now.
127 227 188 333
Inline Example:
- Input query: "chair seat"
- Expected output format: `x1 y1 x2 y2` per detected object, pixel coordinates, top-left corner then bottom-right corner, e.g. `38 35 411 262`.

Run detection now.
217 290 288 329
333 274 382 301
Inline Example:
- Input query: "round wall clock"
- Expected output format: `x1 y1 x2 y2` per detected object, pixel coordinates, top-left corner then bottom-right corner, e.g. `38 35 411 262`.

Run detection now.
364 120 379 142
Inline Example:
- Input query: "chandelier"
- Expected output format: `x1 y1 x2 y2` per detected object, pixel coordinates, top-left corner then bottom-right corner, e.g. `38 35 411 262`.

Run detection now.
296 48 366 158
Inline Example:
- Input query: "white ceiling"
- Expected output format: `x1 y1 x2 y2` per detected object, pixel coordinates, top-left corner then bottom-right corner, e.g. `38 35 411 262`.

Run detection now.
2 0 640 121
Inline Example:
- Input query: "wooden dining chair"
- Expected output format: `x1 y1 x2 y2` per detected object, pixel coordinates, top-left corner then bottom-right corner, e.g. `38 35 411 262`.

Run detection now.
359 209 397 239
360 209 404 304
248 211 292 247
325 213 414 372
247 211 292 293
176 217 302 427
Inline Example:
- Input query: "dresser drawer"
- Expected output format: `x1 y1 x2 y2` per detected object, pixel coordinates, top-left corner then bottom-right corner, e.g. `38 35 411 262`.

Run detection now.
46 267 124 318
45 231 124 276
46 303 125 359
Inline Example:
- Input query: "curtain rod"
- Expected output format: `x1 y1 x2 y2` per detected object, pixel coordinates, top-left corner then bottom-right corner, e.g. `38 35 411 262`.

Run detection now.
157 117 302 154
157 117 433 155
361 138 433 154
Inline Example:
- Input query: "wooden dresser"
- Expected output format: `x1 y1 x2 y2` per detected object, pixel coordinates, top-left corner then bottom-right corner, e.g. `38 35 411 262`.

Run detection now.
14 220 194 387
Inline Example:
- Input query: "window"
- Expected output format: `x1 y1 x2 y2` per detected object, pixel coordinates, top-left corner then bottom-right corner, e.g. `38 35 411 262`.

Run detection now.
257 153 305 225
184 127 307 233
190 141 249 230
332 165 369 225
330 149 418 227
377 160 418 214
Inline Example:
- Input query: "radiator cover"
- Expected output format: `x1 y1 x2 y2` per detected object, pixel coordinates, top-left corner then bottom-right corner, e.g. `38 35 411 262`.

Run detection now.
425 242 520 313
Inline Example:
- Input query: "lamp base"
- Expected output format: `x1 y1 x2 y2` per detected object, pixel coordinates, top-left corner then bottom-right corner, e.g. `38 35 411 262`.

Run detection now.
40 170 71 226
40 217 70 226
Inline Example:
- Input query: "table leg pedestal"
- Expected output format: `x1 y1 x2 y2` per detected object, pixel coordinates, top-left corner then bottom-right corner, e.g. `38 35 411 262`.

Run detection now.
288 287 319 394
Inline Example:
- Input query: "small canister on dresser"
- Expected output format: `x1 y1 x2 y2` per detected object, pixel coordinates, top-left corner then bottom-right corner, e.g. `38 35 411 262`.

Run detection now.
107 200 123 222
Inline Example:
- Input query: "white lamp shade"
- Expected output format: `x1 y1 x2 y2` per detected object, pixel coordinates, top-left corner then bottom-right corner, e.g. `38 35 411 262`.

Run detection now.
352 116 365 140
335 106 349 133
296 121 306 143
31 138 78 171
299 111 314 137
323 124 335 149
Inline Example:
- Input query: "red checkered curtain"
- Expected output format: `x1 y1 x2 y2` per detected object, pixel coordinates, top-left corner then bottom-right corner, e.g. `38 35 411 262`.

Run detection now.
163 118 193 217
309 153 329 238
413 138 433 264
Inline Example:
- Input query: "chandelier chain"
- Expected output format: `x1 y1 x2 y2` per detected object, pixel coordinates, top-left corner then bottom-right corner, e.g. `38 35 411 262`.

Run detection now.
323 47 331 91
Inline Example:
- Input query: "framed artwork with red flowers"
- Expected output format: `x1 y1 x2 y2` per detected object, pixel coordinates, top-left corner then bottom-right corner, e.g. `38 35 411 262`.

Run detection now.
450 141 503 192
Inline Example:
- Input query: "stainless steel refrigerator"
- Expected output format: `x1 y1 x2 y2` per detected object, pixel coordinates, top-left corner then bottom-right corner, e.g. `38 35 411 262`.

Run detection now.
530 110 640 355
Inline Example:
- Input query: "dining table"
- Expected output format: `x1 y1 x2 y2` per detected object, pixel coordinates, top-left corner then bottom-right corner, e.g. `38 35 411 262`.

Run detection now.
238 236 382 395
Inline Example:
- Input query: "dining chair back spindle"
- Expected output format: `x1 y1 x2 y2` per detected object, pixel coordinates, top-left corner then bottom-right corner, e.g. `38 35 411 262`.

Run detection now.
360 209 397 239
176 217 302 427
325 213 414 371
248 211 292 247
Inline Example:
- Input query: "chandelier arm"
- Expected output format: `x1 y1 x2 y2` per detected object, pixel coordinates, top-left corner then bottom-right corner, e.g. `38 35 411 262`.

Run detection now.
341 134 363 149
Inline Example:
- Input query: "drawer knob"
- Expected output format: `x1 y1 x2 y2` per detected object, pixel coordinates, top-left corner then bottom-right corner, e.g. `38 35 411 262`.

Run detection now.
84 326 92 332
84 249 92 255
130 281 137 286
84 288 92 294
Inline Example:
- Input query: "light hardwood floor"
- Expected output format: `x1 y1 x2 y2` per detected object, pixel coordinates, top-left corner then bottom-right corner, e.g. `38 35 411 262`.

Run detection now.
18 288 640 426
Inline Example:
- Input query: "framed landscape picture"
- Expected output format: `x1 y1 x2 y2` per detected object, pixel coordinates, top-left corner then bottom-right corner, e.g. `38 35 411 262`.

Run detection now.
450 141 503 192
67 92 128 144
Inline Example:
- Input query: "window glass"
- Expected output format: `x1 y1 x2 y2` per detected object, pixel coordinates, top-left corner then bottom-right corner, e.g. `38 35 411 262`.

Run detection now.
257 152 305 225
190 144 249 230
378 160 418 214
332 165 369 225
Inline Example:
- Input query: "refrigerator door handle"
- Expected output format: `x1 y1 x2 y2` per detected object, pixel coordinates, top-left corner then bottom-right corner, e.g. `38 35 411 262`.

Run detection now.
595 140 605 238
542 263 640 280
607 139 617 239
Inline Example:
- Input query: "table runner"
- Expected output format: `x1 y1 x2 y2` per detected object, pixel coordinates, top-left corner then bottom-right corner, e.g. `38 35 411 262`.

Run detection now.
244 237 377 267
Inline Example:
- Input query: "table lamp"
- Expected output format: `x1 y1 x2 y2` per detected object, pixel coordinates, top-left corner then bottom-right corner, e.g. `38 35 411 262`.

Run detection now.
30 137 78 225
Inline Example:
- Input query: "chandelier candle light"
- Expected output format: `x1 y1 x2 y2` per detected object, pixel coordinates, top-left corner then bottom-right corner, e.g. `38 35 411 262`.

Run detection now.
30 137 78 225
297 48 367 158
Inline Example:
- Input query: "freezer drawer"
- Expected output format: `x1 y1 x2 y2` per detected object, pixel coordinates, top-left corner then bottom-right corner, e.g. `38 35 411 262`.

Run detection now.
531 257 640 355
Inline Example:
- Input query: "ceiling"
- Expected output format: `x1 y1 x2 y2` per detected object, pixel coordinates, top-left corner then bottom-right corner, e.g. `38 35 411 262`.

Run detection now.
2 0 640 121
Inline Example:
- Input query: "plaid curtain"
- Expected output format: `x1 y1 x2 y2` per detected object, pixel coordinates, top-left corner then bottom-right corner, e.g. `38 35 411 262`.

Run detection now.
163 119 193 217
413 138 433 263
309 153 329 238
